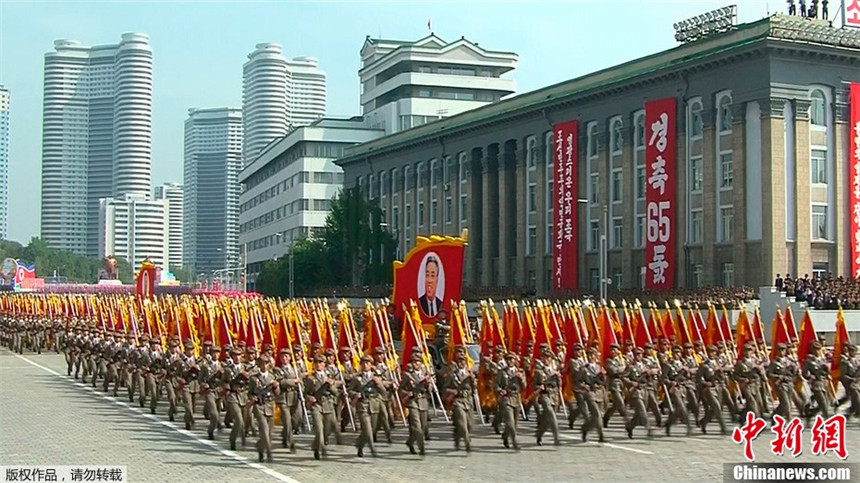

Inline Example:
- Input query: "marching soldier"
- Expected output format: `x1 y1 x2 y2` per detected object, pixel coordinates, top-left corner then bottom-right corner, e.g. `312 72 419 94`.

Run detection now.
663 345 692 436
576 347 605 442
401 351 432 455
603 343 630 430
641 343 663 427
533 343 561 446
446 353 475 452
351 354 386 457
179 341 200 430
372 347 395 443
102 331 119 394
768 343 800 421
716 341 738 420
292 345 309 434
273 348 298 451
803 341 832 423
624 347 653 438
697 345 726 434
681 343 701 425
137 336 154 408
338 346 357 433
495 352 525 450
223 348 249 450
841 344 860 419
163 338 183 421
734 343 764 420
566 344 586 429
484 346 506 433
324 348 346 433
243 346 259 439
148 337 167 414
306 354 339 460
250 355 278 463
200 345 223 440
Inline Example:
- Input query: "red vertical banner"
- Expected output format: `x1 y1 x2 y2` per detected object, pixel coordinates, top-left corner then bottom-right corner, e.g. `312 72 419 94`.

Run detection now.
553 120 578 292
850 82 860 278
644 97 677 290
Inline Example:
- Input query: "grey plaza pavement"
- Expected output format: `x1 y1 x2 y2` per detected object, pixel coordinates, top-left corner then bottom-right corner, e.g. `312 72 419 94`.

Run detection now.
1 348 859 483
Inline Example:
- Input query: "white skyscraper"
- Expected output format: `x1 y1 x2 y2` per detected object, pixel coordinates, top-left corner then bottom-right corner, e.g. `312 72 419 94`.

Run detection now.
183 108 243 274
40 33 153 257
0 86 9 240
153 182 183 269
99 195 168 272
359 34 517 134
242 43 326 165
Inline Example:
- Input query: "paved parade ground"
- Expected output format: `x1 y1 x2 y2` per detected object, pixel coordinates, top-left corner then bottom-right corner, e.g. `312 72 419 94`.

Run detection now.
1 348 859 483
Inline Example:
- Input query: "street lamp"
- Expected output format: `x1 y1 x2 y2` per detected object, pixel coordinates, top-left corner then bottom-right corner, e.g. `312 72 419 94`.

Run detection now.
379 222 389 284
578 198 610 301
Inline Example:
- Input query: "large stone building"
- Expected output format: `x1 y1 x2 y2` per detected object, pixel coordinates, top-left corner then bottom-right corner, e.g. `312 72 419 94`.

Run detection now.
337 14 860 296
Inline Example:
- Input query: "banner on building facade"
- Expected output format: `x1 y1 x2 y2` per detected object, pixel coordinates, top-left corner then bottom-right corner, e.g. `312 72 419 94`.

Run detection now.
846 0 860 28
552 120 579 292
135 258 156 299
644 96 677 290
850 82 860 278
392 232 467 331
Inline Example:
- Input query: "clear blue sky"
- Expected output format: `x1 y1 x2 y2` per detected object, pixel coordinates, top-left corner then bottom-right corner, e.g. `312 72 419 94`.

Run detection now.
0 0 784 245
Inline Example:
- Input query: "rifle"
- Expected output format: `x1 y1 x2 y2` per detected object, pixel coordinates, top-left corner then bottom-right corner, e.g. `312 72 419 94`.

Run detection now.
337 365 357 431
292 360 311 432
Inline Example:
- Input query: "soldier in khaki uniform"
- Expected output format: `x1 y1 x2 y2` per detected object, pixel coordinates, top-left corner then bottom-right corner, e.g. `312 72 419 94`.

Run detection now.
603 343 630 430
338 346 357 433
178 341 200 430
200 345 223 440
273 348 298 451
446 353 475 452
223 348 249 450
840 344 860 419
305 354 338 460
697 345 726 435
401 351 432 455
250 355 277 463
734 343 764 420
664 345 692 436
577 347 605 442
624 347 653 438
533 343 561 446
495 352 525 450
351 355 386 457
372 347 394 443
803 341 832 424
768 343 799 421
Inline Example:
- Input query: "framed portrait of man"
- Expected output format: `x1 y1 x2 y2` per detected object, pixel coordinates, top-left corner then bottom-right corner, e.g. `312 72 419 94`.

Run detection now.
417 252 445 318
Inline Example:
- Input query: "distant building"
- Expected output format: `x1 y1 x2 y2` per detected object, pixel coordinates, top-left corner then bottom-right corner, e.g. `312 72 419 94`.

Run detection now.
359 34 517 135
153 182 183 269
183 107 243 273
238 118 383 289
99 194 168 272
40 33 153 257
0 86 9 240
242 43 326 165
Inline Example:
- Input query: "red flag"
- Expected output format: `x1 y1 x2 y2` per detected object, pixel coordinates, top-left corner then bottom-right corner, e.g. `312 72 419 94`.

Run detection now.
661 305 676 341
796 310 818 367
705 303 719 346
599 307 618 362
735 309 753 359
769 309 790 361
634 304 653 348
784 306 798 342
401 308 421 372
832 307 850 380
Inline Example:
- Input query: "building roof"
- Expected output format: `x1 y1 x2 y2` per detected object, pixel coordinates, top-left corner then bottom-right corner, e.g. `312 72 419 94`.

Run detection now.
339 14 860 166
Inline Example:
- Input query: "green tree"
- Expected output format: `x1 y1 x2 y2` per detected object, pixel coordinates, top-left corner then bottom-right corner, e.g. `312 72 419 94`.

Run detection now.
255 237 331 297
170 265 193 284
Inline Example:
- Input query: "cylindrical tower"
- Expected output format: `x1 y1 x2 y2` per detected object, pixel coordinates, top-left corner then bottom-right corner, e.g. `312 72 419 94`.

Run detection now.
242 42 288 165
113 32 152 198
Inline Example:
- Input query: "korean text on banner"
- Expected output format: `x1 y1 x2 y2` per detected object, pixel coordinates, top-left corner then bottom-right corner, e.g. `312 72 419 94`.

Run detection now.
644 97 677 290
553 120 578 291
850 82 860 277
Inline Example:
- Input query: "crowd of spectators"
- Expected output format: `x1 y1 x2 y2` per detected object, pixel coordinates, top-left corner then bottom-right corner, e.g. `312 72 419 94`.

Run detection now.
775 273 860 309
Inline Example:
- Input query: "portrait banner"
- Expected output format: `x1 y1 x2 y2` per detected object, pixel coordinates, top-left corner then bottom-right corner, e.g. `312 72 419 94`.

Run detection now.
553 119 578 292
392 234 467 329
136 260 156 299
644 96 677 291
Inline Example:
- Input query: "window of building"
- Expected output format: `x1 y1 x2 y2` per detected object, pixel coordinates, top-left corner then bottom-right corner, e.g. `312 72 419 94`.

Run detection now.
403 166 410 191
445 156 454 184
431 200 438 226
635 114 645 148
612 217 623 248
636 166 645 200
589 173 599 204
589 220 599 251
692 264 703 288
418 90 431 98
418 202 425 227
527 137 538 168
458 153 468 183
723 263 735 287
812 205 828 240
459 195 468 223
690 156 703 192
588 123 598 157
430 159 438 186
393 206 399 231
545 223 553 255
719 95 733 132
590 268 600 291
690 210 703 244
690 101 704 138
810 89 826 126
811 149 827 184
444 198 452 224
639 266 646 289
611 170 622 203
812 262 829 280
528 184 537 213
527 226 537 256
611 119 623 153
720 152 733 189
613 269 623 290
635 215 645 248
721 206 734 242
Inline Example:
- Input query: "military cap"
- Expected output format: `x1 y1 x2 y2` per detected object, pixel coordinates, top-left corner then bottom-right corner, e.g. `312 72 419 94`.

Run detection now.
553 339 564 347
360 355 373 364
683 342 693 349
258 355 270 364
634 347 645 354
313 354 326 363
169 339 180 348
211 346 221 353
279 348 291 356
610 343 620 350
324 348 335 356
231 348 243 356
810 341 822 350
706 345 718 352
848 344 858 352
572 343 584 350
374 347 385 354
339 346 352 352
505 352 519 361
644 342 654 349
149 338 160 345
672 345 682 352
624 339 634 346
495 346 506 353
776 343 787 350
538 342 549 350
203 340 213 347
410 353 422 363
237 340 247 348
140 333 150 341
694 340 704 347
293 344 303 352
247 346 257 353
411 347 423 354
586 347 599 355
263 343 273 351
312 342 322 350
183 340 194 349
744 343 756 351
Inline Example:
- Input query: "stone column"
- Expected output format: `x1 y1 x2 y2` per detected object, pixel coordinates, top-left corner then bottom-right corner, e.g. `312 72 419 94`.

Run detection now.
514 140 528 289
498 141 515 286
700 109 717 286
834 86 851 276
760 99 788 284
731 102 748 286
794 99 812 278
469 148 483 287
482 144 500 287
